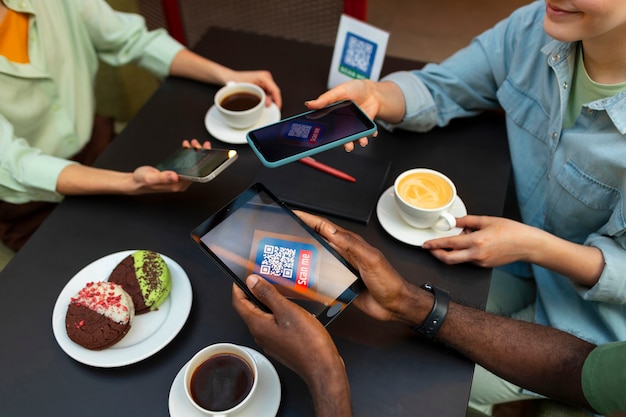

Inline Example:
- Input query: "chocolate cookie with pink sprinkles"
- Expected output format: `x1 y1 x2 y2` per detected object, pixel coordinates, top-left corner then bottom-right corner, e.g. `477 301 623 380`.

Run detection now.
65 281 135 350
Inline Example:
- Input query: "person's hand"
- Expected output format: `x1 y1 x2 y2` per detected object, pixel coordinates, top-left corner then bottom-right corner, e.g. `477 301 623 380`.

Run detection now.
295 210 415 324
229 70 282 109
304 80 406 151
182 138 211 149
422 215 540 268
129 165 194 193
232 275 343 382
233 275 352 417
304 80 380 151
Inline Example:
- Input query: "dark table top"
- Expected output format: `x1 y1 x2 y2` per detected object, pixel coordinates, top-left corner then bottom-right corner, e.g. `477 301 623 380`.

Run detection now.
0 28 511 417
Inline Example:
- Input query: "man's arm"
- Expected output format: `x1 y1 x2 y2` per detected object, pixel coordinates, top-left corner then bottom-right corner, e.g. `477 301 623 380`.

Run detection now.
297 211 597 412
232 275 352 417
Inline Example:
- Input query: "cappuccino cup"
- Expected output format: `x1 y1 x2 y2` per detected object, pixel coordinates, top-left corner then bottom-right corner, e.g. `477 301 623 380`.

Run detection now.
184 343 258 416
214 81 265 129
394 168 457 231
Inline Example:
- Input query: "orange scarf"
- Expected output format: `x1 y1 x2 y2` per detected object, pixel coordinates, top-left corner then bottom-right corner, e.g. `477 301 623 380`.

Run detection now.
0 8 30 63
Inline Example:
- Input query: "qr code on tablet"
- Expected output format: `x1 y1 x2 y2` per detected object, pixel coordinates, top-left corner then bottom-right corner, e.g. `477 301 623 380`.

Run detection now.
254 236 318 290
260 244 296 278
339 32 377 80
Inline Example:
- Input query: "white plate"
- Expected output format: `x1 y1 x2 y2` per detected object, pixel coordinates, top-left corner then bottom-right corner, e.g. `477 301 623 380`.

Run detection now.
52 250 192 367
376 186 467 247
204 102 281 144
169 346 281 417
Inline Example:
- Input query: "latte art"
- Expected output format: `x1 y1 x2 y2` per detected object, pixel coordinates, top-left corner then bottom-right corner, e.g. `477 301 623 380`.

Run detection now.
398 173 454 209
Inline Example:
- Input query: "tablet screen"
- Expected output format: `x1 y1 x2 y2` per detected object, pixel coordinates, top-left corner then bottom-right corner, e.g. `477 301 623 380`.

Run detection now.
191 183 363 326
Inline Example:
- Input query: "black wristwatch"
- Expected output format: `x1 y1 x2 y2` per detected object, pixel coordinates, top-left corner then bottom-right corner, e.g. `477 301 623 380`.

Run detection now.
411 283 450 337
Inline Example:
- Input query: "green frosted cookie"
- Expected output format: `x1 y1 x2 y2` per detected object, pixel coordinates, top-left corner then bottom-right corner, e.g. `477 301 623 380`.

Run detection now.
108 250 172 314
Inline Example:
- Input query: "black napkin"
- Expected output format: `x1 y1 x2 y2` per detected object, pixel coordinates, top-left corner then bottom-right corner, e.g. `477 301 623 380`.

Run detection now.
255 150 390 224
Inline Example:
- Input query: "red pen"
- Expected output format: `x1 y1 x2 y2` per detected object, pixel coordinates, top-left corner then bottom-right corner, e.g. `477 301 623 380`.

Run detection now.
299 156 356 183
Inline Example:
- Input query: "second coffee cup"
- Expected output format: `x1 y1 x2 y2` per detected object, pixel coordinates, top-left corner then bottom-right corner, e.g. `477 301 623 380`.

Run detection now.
394 168 457 231
184 343 258 416
214 81 265 129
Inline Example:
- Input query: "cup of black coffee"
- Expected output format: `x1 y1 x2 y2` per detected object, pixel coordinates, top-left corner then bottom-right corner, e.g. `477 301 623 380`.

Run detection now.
214 81 265 129
184 343 258 415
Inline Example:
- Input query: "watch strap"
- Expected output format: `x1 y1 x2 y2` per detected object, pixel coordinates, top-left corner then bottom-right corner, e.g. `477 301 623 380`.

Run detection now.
411 283 449 337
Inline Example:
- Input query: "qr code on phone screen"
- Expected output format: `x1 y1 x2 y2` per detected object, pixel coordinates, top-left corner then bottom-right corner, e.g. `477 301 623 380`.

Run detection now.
260 244 296 278
287 122 312 140
339 32 376 79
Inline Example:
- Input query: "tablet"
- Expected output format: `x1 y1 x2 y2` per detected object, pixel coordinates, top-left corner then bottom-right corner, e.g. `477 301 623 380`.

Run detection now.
191 183 363 326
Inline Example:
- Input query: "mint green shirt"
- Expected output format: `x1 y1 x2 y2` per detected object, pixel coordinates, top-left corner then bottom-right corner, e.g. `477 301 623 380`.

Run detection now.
0 0 184 203
582 342 626 415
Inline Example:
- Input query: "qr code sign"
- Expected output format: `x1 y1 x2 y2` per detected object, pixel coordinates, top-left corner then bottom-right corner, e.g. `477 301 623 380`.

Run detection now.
339 32 377 80
260 244 296 278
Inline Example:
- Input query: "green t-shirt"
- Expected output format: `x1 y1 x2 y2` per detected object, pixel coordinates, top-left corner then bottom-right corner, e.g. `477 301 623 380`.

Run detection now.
564 44 626 128
582 341 626 415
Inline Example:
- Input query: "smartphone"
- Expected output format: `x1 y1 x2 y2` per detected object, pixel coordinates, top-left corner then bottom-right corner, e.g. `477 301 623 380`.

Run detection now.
246 100 376 168
156 147 238 183
191 183 364 326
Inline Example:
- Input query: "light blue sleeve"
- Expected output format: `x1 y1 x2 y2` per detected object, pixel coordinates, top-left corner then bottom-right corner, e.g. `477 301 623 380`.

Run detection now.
578 233 626 304
380 2 543 131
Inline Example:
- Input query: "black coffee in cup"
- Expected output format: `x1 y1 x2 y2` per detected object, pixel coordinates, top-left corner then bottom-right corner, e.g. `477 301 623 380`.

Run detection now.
220 92 261 112
190 353 255 411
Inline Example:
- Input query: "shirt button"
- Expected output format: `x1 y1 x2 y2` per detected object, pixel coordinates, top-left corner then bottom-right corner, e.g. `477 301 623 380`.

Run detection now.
587 108 594 114
551 131 558 140
562 82 568 90
552 54 560 61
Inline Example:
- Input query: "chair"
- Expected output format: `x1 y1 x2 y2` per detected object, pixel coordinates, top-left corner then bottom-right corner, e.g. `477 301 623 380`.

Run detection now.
137 0 367 49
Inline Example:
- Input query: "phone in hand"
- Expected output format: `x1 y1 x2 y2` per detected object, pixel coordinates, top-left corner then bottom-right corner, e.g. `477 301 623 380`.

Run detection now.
156 147 238 183
246 100 376 168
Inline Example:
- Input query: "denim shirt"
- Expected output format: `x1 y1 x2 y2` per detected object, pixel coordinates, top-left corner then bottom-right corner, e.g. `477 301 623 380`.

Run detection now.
383 1 626 344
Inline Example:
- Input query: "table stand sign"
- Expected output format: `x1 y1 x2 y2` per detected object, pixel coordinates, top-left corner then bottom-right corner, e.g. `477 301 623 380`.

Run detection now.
328 14 389 89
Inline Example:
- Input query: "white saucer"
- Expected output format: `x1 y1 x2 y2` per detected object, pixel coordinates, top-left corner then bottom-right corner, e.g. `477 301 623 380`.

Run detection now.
169 346 281 417
52 250 192 367
376 186 467 247
204 103 281 144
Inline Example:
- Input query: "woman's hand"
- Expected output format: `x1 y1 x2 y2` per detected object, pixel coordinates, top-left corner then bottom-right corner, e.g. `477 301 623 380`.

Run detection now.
423 215 605 287
304 80 405 151
228 70 282 108
422 215 538 268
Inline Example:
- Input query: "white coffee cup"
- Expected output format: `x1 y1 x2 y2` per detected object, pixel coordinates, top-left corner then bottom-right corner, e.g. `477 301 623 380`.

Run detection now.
394 168 457 231
184 343 258 416
214 81 265 129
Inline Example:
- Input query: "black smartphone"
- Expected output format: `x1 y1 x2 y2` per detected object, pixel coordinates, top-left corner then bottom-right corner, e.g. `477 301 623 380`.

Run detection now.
191 183 364 326
156 147 238 183
245 100 376 167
